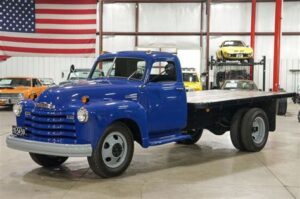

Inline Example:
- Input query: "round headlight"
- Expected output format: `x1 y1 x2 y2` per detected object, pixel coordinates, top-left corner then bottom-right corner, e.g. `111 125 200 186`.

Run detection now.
13 103 23 117
77 107 89 123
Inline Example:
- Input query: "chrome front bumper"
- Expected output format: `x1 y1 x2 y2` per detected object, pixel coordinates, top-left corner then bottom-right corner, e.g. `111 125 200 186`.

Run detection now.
6 135 92 157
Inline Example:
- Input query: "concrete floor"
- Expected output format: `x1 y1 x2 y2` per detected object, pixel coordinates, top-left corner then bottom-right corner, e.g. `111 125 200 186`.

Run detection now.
0 103 299 199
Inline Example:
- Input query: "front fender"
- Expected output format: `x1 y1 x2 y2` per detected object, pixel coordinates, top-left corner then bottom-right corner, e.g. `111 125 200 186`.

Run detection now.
77 100 149 148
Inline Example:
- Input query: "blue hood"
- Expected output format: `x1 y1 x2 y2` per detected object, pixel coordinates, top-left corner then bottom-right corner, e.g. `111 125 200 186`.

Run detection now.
36 78 141 109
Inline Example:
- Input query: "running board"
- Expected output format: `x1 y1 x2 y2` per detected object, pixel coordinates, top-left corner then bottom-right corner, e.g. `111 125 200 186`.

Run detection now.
148 133 191 146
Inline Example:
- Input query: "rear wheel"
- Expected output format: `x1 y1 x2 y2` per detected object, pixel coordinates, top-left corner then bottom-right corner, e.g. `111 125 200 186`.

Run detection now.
277 98 287 115
177 129 203 145
241 108 269 152
88 122 134 178
29 153 68 168
230 109 248 150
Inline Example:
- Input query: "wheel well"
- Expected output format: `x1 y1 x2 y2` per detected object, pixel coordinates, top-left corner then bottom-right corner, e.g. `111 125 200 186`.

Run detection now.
115 119 143 146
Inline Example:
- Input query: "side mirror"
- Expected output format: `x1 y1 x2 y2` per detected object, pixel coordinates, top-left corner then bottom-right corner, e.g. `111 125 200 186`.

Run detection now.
70 64 75 73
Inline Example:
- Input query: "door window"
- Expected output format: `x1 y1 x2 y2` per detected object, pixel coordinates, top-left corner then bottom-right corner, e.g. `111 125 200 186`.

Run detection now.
149 61 177 82
32 79 42 87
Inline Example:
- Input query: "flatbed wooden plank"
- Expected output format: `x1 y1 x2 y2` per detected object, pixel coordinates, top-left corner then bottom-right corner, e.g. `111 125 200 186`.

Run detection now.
187 90 294 107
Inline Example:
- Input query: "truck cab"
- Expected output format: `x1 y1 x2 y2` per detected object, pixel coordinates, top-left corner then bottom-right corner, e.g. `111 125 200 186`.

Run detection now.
7 51 189 177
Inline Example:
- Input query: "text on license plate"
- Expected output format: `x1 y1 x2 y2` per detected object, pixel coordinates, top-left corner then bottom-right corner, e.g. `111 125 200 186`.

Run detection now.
12 126 26 136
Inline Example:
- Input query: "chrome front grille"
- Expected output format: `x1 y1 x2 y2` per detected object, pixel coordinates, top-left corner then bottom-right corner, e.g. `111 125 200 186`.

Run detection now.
24 109 76 139
0 93 20 98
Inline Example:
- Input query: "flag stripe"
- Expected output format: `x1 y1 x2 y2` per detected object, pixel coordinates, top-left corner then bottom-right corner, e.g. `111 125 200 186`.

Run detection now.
0 56 10 61
1 46 95 54
36 4 96 10
36 0 97 4
36 29 96 34
2 52 93 57
36 19 96 25
36 24 96 30
35 9 96 15
2 42 95 49
0 32 95 39
36 14 96 20
0 36 96 44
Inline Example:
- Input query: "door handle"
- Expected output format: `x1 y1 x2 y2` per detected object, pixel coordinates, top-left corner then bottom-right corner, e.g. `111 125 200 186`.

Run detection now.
176 87 185 91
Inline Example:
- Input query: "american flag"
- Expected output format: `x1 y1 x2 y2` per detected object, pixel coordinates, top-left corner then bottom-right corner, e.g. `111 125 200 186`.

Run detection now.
0 0 97 58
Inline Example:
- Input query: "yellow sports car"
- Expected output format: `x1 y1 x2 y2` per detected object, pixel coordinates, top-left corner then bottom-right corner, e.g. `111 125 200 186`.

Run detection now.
182 71 202 92
216 40 253 62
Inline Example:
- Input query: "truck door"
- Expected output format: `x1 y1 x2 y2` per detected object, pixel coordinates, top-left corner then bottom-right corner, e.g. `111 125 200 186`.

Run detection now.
145 61 187 133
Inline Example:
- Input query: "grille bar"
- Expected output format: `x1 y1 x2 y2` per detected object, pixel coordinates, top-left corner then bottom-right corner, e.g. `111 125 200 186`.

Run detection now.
24 108 76 139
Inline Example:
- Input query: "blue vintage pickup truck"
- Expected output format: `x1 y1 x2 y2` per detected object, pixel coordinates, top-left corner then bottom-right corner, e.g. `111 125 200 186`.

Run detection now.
6 51 294 178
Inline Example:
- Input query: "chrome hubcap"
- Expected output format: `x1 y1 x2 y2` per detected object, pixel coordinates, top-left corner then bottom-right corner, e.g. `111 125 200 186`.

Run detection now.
102 132 127 168
252 117 265 144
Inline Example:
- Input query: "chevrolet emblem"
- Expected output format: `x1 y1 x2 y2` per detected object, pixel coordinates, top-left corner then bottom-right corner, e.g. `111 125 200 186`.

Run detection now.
36 102 56 109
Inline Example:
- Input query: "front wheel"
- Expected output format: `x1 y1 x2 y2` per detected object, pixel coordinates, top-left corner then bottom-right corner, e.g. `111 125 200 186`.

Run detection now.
177 129 203 145
88 122 134 178
241 108 269 152
29 153 68 168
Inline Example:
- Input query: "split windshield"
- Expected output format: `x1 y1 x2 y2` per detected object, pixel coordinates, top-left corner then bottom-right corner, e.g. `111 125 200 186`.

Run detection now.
91 57 146 81
223 41 245 47
223 81 257 90
0 78 31 87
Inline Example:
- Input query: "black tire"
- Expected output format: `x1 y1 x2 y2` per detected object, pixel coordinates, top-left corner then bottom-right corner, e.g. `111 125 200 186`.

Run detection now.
177 129 203 145
277 98 287 115
230 109 248 150
241 108 269 152
29 153 68 168
87 122 134 178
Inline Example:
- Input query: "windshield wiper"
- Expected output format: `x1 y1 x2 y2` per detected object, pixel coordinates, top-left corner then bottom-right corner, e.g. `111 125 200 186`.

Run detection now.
127 70 140 80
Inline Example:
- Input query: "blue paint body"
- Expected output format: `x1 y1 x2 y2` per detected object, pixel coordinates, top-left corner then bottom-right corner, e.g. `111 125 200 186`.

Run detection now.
15 51 189 149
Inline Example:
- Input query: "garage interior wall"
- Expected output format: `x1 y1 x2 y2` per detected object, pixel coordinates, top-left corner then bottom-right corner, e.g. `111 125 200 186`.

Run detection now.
0 2 299 91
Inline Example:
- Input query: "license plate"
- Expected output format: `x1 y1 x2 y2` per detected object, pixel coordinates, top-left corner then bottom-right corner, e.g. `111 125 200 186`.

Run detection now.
12 126 26 136
237 54 243 58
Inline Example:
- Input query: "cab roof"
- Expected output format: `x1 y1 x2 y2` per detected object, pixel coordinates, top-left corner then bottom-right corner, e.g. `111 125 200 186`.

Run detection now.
97 51 178 61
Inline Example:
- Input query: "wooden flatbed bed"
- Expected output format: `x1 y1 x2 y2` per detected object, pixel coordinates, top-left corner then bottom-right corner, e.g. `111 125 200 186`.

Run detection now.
187 90 295 108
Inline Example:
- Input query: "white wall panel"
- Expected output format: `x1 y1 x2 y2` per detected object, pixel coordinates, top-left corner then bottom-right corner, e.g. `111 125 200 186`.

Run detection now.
256 3 275 32
0 57 95 84
211 3 251 32
139 3 201 32
138 36 200 49
103 3 135 32
103 36 135 52
282 2 300 32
